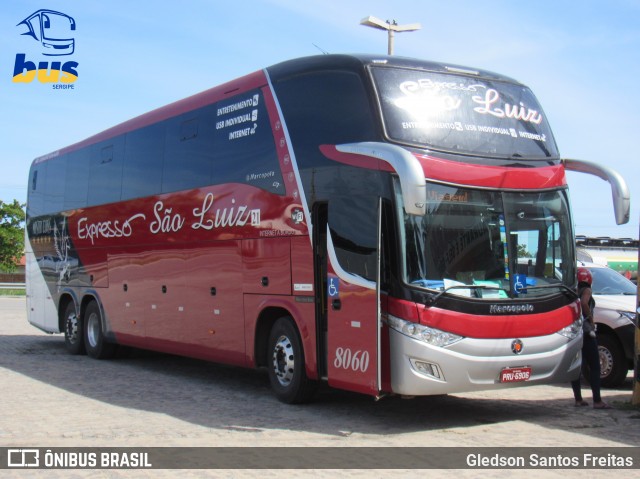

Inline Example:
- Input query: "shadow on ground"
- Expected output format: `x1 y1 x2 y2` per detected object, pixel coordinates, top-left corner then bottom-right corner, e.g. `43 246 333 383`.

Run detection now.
2 331 638 446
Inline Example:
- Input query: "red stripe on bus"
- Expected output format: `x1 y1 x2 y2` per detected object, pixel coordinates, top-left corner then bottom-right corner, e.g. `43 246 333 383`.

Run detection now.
387 296 579 339
414 153 567 189
320 144 567 189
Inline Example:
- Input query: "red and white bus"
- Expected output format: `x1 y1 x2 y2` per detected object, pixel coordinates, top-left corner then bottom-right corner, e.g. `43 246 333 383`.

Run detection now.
25 55 630 403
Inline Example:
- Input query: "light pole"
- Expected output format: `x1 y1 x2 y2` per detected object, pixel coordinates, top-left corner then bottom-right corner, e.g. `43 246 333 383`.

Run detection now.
360 15 421 55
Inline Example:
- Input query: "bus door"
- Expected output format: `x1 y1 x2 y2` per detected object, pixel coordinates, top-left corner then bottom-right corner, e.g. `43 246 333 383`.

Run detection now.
324 196 381 396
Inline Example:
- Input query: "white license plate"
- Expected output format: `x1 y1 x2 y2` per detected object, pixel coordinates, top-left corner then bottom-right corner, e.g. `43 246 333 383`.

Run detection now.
500 367 531 383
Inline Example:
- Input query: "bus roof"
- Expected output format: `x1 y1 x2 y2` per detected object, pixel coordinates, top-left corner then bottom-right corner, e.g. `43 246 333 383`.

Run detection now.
266 54 520 85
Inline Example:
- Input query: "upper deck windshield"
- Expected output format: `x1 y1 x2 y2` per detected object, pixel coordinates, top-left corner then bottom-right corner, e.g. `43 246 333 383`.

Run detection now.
398 181 575 298
371 66 559 160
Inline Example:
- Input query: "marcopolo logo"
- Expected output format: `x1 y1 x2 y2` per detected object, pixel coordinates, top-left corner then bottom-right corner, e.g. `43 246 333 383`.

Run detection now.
13 9 79 87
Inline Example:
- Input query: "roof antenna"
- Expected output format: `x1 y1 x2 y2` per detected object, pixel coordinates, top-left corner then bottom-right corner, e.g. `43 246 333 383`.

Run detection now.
312 43 329 54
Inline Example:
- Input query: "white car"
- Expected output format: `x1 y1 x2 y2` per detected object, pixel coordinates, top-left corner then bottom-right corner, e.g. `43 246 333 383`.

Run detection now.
579 261 637 387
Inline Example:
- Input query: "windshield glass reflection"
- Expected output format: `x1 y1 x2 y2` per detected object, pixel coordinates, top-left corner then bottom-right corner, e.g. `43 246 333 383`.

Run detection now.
398 181 575 298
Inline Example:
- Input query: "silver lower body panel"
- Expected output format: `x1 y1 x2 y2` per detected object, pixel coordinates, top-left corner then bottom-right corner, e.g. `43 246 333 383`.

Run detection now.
389 329 582 396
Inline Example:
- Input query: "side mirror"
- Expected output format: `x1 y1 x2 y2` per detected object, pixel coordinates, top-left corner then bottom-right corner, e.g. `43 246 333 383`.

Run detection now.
563 158 630 225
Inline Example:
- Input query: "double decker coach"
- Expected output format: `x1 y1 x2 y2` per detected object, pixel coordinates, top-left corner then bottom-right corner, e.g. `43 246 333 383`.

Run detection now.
26 55 630 403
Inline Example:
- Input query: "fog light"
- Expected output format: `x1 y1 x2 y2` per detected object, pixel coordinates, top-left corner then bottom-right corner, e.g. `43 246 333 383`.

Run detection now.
411 359 443 380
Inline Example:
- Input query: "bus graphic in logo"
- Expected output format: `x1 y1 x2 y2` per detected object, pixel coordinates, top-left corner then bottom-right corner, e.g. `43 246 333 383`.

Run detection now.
17 9 76 56
13 9 79 85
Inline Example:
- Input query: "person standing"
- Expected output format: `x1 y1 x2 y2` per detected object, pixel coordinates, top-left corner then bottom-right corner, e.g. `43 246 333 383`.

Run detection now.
571 267 611 409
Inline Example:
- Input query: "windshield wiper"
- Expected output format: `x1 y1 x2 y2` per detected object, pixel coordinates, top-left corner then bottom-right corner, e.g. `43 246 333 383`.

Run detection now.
515 283 579 299
425 283 578 307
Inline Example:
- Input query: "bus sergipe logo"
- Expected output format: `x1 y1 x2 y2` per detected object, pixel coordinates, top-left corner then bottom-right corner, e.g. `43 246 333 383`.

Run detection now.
13 9 79 85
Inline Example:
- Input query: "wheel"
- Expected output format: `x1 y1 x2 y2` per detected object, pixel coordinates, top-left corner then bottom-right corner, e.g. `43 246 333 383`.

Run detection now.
597 333 628 388
63 301 85 355
267 317 317 404
84 301 116 360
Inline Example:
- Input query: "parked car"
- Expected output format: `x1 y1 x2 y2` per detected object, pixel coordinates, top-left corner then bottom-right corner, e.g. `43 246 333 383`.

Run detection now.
579 261 637 387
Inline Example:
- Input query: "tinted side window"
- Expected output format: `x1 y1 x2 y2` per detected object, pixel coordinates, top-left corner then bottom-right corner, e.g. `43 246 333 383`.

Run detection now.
30 88 284 214
329 195 379 281
273 71 376 169
64 150 89 210
43 155 66 213
162 109 216 194
88 137 124 206
122 123 164 200
213 89 283 194
27 163 46 217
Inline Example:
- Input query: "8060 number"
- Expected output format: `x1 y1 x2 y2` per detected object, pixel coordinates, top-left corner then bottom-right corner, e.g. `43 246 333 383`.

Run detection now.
333 347 370 373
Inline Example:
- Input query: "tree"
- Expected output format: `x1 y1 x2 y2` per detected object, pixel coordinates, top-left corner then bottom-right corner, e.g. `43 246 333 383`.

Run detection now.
517 244 533 258
0 200 25 272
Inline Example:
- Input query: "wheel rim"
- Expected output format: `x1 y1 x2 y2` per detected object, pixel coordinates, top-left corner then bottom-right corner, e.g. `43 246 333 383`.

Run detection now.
272 334 295 387
65 311 79 344
87 311 100 348
599 345 613 378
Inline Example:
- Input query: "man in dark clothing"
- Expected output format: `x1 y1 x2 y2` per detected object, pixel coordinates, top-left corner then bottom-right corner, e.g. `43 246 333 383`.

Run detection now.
571 267 611 409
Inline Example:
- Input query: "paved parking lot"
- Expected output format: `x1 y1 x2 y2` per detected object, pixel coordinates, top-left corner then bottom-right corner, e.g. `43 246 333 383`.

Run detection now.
1 297 638 477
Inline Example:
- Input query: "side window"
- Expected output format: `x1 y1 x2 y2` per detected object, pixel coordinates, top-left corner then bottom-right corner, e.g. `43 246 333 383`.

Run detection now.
180 118 198 140
273 71 376 169
64 150 89 210
122 123 164 200
162 109 216 194
27 163 46 217
43 155 66 214
213 89 283 194
329 195 379 281
88 137 124 206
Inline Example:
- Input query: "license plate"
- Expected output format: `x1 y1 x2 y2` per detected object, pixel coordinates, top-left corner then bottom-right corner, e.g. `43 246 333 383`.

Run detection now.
500 367 531 383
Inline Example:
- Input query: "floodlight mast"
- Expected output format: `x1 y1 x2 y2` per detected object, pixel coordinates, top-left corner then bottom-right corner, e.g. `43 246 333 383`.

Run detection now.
360 15 421 55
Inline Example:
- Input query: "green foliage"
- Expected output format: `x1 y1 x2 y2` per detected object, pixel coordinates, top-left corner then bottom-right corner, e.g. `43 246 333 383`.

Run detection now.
517 244 533 258
0 200 25 272
0 289 25 296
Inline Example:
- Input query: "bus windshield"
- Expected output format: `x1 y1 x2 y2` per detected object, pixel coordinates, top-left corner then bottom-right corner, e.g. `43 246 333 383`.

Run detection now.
371 66 559 160
397 181 575 298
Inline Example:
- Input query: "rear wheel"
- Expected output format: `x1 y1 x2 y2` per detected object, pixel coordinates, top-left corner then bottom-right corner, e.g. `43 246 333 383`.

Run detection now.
63 301 85 355
598 333 627 388
84 301 116 360
267 317 317 404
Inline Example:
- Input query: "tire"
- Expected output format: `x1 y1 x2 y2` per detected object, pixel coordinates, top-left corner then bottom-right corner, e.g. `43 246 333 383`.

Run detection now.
597 333 628 388
63 301 85 355
84 301 116 360
267 317 317 404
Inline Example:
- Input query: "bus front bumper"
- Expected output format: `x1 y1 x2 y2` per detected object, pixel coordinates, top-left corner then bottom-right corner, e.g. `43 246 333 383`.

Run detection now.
388 328 582 396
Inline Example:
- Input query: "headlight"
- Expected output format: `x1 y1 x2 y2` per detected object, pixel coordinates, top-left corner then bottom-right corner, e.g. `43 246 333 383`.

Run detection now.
557 317 582 340
386 314 463 347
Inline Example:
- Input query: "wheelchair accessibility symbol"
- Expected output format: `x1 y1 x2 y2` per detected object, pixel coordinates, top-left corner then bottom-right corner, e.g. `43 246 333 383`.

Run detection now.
328 276 339 298
514 274 527 295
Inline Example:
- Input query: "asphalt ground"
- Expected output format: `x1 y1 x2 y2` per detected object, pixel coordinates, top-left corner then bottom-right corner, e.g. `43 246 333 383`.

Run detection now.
1 296 638 478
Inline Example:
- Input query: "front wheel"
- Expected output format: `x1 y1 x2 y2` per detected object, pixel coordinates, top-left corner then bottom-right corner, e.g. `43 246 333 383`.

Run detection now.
84 301 116 360
267 317 317 404
598 333 627 388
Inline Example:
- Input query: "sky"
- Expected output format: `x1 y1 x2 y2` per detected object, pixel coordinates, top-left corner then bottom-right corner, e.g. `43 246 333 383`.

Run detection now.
1 0 638 239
